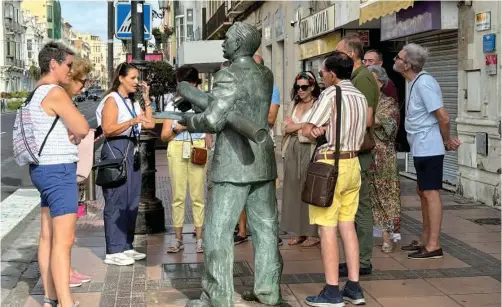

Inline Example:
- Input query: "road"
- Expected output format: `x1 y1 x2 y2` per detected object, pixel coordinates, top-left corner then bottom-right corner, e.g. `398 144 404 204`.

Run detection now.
1 99 100 201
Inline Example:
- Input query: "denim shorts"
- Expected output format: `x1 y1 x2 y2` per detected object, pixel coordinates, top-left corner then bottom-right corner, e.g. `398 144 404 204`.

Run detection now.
29 163 78 217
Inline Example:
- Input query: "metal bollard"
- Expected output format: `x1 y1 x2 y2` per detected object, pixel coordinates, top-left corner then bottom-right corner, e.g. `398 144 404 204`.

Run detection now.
83 169 96 201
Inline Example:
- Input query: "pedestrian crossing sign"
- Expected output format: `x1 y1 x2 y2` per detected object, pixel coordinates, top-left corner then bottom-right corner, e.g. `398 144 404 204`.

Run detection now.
115 2 152 40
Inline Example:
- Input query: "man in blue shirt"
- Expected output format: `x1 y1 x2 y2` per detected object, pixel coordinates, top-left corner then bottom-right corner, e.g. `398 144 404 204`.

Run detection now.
393 43 460 260
234 55 282 245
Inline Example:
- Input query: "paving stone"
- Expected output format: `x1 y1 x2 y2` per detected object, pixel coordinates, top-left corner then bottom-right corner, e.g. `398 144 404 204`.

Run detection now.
1 261 28 277
99 294 116 307
88 281 105 292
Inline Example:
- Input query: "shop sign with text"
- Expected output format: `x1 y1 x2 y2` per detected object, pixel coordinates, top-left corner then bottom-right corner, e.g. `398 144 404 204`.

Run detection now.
298 6 335 43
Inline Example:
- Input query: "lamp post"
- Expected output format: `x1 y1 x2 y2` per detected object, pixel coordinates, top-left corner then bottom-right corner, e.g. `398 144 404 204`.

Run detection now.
132 0 165 234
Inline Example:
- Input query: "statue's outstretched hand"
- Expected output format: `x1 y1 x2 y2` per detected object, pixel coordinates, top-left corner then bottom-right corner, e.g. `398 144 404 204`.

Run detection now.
178 113 194 127
174 97 193 112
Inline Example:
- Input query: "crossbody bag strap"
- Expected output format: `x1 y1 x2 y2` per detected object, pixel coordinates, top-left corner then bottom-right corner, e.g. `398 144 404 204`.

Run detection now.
104 129 134 162
39 115 60 155
25 84 58 156
334 85 342 172
405 73 429 115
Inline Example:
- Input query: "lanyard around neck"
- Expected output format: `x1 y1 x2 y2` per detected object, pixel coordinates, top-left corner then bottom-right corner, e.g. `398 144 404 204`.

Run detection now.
117 93 139 136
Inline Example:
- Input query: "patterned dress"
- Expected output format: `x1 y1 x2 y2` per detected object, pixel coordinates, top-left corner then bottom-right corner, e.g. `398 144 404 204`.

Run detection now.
369 93 401 238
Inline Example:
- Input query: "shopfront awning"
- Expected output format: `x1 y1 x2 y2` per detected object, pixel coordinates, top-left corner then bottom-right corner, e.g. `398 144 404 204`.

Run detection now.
359 0 414 25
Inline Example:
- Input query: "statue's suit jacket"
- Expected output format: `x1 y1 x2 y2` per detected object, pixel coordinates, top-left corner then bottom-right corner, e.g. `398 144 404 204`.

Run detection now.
186 56 277 184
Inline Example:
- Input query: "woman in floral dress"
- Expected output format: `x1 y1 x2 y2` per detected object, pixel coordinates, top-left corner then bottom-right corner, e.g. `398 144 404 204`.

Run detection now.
367 65 401 253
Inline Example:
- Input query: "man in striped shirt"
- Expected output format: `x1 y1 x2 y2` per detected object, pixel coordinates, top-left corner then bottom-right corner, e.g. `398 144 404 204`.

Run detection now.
302 51 368 306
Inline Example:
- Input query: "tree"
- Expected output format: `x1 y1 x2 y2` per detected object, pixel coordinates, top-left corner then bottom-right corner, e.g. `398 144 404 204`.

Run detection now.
143 61 177 112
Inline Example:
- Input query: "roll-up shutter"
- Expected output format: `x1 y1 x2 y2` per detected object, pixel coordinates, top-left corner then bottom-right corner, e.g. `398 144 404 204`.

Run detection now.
407 31 459 185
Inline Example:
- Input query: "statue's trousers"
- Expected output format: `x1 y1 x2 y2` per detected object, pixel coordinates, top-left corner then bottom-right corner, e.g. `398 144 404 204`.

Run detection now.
200 180 283 306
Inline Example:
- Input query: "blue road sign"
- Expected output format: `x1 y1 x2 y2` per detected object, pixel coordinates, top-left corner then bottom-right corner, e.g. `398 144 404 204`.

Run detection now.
115 2 152 40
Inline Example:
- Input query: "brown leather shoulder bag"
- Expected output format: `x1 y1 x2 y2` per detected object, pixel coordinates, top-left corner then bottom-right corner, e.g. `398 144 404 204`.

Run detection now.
189 134 207 165
301 85 342 208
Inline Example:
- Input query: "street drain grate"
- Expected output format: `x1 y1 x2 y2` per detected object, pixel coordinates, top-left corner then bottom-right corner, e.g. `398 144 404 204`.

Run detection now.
469 218 501 225
163 261 253 279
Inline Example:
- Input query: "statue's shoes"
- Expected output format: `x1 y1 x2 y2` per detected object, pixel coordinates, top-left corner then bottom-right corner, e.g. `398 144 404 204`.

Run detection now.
241 291 282 306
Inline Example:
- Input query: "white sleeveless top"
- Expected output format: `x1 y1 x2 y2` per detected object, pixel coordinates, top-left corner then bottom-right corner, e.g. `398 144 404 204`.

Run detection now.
29 84 79 165
96 92 142 136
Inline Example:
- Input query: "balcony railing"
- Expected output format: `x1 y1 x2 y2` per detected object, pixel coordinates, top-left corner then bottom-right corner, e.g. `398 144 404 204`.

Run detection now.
206 2 230 40
227 0 260 18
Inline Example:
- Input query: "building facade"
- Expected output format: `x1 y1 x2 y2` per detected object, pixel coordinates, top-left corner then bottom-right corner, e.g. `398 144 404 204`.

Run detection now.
76 33 107 88
1 0 27 93
23 11 45 91
21 0 62 41
455 1 501 206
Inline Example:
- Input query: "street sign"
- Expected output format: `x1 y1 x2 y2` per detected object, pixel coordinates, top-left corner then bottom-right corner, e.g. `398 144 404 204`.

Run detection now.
115 2 152 40
483 33 496 53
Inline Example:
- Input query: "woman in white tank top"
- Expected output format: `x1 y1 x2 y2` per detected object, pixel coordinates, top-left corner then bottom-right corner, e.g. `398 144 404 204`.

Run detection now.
28 42 89 307
96 63 155 266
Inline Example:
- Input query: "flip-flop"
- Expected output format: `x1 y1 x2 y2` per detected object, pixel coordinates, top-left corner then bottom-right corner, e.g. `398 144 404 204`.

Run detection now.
301 237 320 247
288 236 307 245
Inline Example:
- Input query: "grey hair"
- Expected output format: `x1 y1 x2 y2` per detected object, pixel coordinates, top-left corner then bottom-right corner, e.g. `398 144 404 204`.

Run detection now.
38 41 75 75
402 43 428 73
232 22 261 57
367 65 390 87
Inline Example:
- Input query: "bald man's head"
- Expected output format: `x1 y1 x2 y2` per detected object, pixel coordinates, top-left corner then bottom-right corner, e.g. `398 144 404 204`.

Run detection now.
253 55 264 65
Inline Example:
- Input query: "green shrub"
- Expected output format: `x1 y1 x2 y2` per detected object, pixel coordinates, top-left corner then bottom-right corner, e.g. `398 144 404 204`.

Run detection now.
7 100 24 110
10 91 29 99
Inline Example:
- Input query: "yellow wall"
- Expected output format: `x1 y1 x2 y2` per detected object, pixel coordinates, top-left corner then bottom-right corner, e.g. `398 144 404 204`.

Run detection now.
21 0 48 20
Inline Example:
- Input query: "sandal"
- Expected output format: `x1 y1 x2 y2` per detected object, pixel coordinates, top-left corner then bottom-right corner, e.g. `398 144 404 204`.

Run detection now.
288 236 307 245
196 239 203 253
166 239 184 253
382 242 394 253
43 297 58 307
301 236 320 247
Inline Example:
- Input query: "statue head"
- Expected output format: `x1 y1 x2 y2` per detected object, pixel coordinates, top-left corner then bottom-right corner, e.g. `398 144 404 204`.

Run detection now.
222 22 261 60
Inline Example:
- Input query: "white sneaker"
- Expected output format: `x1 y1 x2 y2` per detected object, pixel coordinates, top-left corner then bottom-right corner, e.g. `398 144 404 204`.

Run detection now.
124 249 146 260
104 253 135 266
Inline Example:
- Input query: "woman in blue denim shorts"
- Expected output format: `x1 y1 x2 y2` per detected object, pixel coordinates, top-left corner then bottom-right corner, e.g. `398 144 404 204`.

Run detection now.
29 43 90 307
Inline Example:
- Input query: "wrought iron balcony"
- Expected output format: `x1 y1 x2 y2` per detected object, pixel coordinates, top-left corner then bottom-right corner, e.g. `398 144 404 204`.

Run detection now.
227 0 256 18
206 2 231 40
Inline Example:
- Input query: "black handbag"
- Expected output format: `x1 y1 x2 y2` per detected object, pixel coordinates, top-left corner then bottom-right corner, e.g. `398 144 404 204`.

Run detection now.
301 85 342 208
93 132 132 189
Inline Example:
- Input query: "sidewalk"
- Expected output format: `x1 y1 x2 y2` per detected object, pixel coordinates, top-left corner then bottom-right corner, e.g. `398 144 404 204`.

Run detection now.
2 148 501 307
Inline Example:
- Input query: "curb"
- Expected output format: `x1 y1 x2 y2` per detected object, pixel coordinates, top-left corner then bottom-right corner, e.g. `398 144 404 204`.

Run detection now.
0 189 41 250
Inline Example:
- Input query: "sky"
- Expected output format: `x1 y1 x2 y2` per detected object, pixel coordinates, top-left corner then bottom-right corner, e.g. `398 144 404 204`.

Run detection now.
60 0 162 42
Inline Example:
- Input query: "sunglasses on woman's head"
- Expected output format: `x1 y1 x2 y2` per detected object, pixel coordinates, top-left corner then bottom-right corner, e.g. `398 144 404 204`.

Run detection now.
295 84 310 91
296 72 315 83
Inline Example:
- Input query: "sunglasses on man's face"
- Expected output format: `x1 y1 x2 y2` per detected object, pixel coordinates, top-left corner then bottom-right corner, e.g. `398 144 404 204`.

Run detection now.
295 84 311 91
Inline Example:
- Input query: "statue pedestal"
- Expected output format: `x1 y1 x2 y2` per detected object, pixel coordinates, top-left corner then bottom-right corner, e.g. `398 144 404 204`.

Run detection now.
135 130 165 234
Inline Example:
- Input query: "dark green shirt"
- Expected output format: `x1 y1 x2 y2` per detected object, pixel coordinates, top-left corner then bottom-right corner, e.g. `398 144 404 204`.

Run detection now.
351 65 379 110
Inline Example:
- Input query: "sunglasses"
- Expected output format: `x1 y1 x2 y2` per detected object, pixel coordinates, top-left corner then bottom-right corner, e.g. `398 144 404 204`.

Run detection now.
77 78 88 86
295 84 311 91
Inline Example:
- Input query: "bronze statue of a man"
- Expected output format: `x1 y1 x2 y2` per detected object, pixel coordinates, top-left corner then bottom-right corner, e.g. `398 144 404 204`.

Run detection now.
178 22 283 307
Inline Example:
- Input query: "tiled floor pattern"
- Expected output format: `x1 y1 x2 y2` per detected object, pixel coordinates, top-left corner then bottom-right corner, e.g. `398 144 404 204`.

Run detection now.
16 206 500 307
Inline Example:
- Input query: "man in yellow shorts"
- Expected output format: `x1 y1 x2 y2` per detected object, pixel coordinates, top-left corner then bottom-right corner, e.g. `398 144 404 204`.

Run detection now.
302 51 368 307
